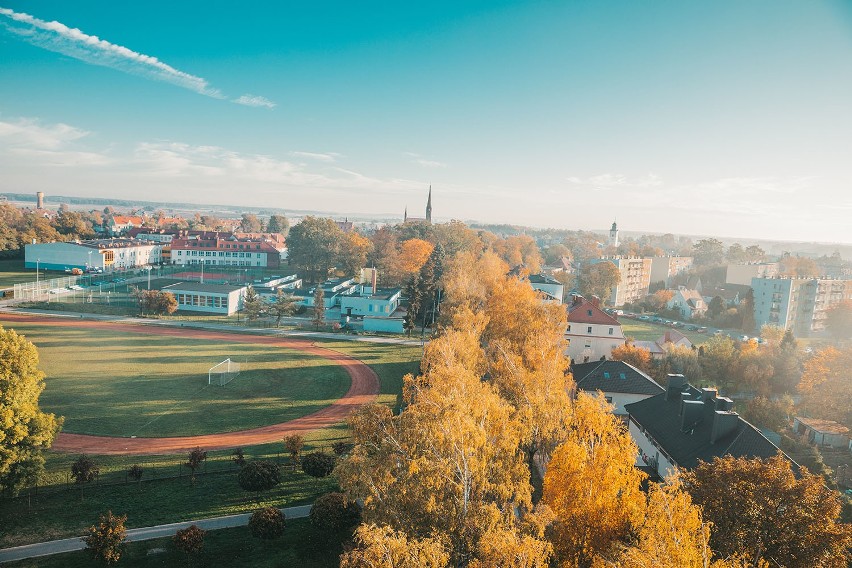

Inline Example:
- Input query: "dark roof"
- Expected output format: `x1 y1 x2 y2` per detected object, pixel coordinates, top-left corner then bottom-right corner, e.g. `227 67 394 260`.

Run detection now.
161 282 245 294
625 382 798 471
528 274 562 285
572 360 664 396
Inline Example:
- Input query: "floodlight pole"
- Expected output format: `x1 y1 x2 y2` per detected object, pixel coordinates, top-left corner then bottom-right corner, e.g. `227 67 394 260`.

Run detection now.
36 258 40 301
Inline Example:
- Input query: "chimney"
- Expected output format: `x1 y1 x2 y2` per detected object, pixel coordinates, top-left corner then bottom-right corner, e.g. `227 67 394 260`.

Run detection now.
371 269 377 295
710 411 739 443
36 191 44 209
714 396 734 411
700 387 717 402
665 374 688 401
590 295 601 307
680 399 704 431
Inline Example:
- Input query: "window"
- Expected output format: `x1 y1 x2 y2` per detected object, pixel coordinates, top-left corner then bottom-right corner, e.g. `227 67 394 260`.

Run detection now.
605 396 613 403
587 326 592 334
619 372 626 380
587 309 593 316
567 325 571 332
603 371 610 379
608 327 614 335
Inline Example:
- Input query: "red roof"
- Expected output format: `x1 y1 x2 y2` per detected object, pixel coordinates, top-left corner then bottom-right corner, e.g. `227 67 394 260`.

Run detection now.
567 296 620 325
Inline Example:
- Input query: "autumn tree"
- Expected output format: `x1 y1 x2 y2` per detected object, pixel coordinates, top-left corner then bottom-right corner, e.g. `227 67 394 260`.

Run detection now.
578 261 621 304
242 285 265 322
779 255 819 278
610 343 653 375
249 507 286 540
367 226 399 279
184 447 207 484
283 434 304 466
339 231 373 277
312 287 325 329
393 238 434 281
431 220 485 257
287 216 345 282
266 213 289 235
825 300 852 341
239 213 262 233
543 392 646 567
684 455 852 567
173 524 205 561
71 454 98 501
340 524 450 568
797 346 852 429
84 511 127 565
492 234 543 274
136 290 177 316
0 326 61 495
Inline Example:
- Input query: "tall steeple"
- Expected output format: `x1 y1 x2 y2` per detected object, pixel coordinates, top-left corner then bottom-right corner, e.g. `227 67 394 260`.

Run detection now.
609 220 619 248
426 185 432 224
404 206 408 223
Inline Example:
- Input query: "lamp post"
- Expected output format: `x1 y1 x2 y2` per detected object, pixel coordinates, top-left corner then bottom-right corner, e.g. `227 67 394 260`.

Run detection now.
36 258 40 301
146 265 152 290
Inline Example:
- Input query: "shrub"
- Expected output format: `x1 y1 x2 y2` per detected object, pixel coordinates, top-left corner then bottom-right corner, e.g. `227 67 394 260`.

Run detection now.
302 451 336 478
238 460 282 493
248 507 286 540
232 447 246 468
84 511 127 565
283 434 304 466
173 524 205 556
310 492 362 531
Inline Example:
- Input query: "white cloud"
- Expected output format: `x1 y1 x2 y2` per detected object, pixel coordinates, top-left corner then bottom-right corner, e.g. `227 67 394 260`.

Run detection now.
566 173 662 190
0 117 89 148
0 7 273 106
233 94 276 108
404 151 447 168
291 151 340 162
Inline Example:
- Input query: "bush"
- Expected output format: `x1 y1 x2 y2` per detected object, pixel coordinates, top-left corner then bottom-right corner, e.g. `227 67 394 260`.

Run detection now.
237 460 282 493
232 447 246 468
173 524 205 556
310 492 361 531
248 507 286 540
84 511 127 565
302 452 336 478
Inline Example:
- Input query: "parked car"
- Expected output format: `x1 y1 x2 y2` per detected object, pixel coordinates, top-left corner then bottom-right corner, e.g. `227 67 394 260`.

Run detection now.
639 315 651 321
686 325 698 331
697 327 707 333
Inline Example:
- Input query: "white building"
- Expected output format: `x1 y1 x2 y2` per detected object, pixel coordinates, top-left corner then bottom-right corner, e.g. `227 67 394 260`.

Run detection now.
565 295 626 363
161 282 246 315
25 239 162 271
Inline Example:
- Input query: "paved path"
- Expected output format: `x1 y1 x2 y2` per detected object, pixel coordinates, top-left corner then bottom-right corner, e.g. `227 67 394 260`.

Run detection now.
0 312 381 456
0 504 312 563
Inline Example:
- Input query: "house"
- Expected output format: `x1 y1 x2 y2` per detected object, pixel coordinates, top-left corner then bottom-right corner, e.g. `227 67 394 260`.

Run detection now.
25 239 162 271
565 295 626 363
793 417 850 448
571 360 664 417
625 376 797 480
160 282 247 315
632 330 692 360
667 287 707 320
527 274 564 304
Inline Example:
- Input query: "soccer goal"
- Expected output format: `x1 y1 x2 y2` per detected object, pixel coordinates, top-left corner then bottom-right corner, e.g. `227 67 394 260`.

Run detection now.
208 358 241 386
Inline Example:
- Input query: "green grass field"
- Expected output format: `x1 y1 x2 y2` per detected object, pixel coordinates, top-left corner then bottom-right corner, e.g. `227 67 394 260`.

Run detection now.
0 321 352 437
619 318 709 345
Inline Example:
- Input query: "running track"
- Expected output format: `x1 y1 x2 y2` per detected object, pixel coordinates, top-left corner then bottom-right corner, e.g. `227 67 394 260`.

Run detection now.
0 313 380 456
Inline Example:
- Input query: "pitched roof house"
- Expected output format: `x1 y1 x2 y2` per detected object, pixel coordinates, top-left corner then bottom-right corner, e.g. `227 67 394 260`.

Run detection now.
625 375 796 480
565 295 625 363
572 360 664 416
667 287 707 320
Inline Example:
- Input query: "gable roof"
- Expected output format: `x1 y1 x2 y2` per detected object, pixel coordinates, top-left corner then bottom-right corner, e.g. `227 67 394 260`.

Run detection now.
567 295 620 326
625 382 797 471
658 330 691 346
572 360 664 396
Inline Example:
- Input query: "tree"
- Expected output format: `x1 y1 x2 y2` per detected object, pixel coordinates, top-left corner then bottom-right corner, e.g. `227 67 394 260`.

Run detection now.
249 507 286 540
53 209 94 240
654 344 702 385
726 243 748 264
301 451 336 478
610 343 653 375
84 511 127 565
184 447 207 484
693 238 726 266
269 289 296 327
707 295 726 319
698 335 738 391
683 454 852 567
127 465 143 489
745 244 765 262
173 524 205 560
740 396 794 431
71 454 99 501
491 234 543 273
825 300 852 341
0 326 61 495
339 231 373 277
780 255 819 278
394 238 434 277
237 460 281 495
231 447 246 468
340 524 450 568
578 261 621 304
797 346 852 429
417 243 446 330
266 214 289 235
239 213 262 233
542 392 646 567
312 287 325 329
283 434 304 466
136 289 177 316
242 285 265 322
310 492 362 532
287 216 345 282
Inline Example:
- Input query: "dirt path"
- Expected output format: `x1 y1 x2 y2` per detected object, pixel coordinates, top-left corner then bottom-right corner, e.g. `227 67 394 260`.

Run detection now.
0 313 380 456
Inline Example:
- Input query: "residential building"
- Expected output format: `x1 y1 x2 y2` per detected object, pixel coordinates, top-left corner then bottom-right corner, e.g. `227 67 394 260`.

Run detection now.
667 286 707 320
161 282 246 315
751 276 852 336
793 417 850 448
625 376 796 480
587 256 652 306
571 360 664 417
565 295 626 363
649 256 694 287
170 232 285 268
25 239 162 271
726 262 779 286
527 274 564 304
633 330 693 360
106 215 145 235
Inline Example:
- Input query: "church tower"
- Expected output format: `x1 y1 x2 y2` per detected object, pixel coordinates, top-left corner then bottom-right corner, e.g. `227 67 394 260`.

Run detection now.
609 220 619 248
426 185 432 224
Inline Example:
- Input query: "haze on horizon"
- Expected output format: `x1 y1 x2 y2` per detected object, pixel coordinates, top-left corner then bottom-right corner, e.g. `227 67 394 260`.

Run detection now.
1 1 851 244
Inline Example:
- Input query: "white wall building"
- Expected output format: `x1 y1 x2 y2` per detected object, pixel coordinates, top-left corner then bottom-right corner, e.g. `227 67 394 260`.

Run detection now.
565 295 626 363
161 282 246 315
25 240 162 271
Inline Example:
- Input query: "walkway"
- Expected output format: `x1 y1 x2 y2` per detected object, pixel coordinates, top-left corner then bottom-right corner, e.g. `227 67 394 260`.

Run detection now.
0 504 312 563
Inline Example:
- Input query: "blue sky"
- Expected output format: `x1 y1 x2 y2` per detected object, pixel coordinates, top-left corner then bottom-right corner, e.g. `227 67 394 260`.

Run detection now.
1 1 851 243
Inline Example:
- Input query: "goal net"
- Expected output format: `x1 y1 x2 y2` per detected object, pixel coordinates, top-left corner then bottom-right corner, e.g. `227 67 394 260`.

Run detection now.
208 358 241 386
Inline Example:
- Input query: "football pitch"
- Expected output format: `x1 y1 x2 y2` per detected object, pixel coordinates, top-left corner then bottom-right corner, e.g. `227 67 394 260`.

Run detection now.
3 320 352 438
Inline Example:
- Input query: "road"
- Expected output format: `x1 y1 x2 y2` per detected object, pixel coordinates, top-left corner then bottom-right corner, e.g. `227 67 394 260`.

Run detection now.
0 504 312 563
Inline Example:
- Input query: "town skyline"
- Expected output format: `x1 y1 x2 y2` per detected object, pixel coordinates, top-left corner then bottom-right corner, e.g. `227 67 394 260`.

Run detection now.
2 1 852 244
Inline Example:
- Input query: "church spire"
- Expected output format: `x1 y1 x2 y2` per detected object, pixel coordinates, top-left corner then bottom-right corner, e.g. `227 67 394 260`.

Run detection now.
426 185 432 224
404 206 408 223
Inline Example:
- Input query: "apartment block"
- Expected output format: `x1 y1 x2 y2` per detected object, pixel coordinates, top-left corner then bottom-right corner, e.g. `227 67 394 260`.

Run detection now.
649 256 694 287
751 276 851 336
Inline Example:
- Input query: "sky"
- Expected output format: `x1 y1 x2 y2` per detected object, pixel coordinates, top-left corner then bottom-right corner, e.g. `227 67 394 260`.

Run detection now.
1 1 852 243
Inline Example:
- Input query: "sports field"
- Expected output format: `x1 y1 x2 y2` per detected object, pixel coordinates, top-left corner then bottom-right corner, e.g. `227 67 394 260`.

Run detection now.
2 320 352 438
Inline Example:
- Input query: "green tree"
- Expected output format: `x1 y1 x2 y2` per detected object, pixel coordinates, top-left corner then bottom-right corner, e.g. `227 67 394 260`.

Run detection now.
71 454 99 501
312 287 325 329
269 289 297 327
84 511 127 565
287 216 345 282
725 243 748 264
283 434 304 466
699 335 737 390
302 451 336 478
693 238 726 266
417 243 445 330
310 492 362 532
578 261 621 304
266 214 289 235
707 295 726 319
745 244 765 262
127 465 143 490
184 447 207 484
0 326 61 495
173 524 205 561
249 507 286 540
242 285 265 322
238 460 282 495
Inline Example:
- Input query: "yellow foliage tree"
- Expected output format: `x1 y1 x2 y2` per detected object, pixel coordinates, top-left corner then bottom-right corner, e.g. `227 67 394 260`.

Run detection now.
395 238 434 275
339 524 449 568
797 346 852 429
542 392 646 567
610 343 653 375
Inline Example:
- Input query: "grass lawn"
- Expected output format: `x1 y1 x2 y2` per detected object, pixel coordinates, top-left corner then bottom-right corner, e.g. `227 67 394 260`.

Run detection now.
619 318 709 345
0 259 64 290
0 321 351 438
4 518 348 567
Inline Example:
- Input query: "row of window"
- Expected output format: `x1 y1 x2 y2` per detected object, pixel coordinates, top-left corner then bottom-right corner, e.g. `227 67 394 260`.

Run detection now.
176 250 263 258
182 259 259 266
567 325 615 335
175 294 228 308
